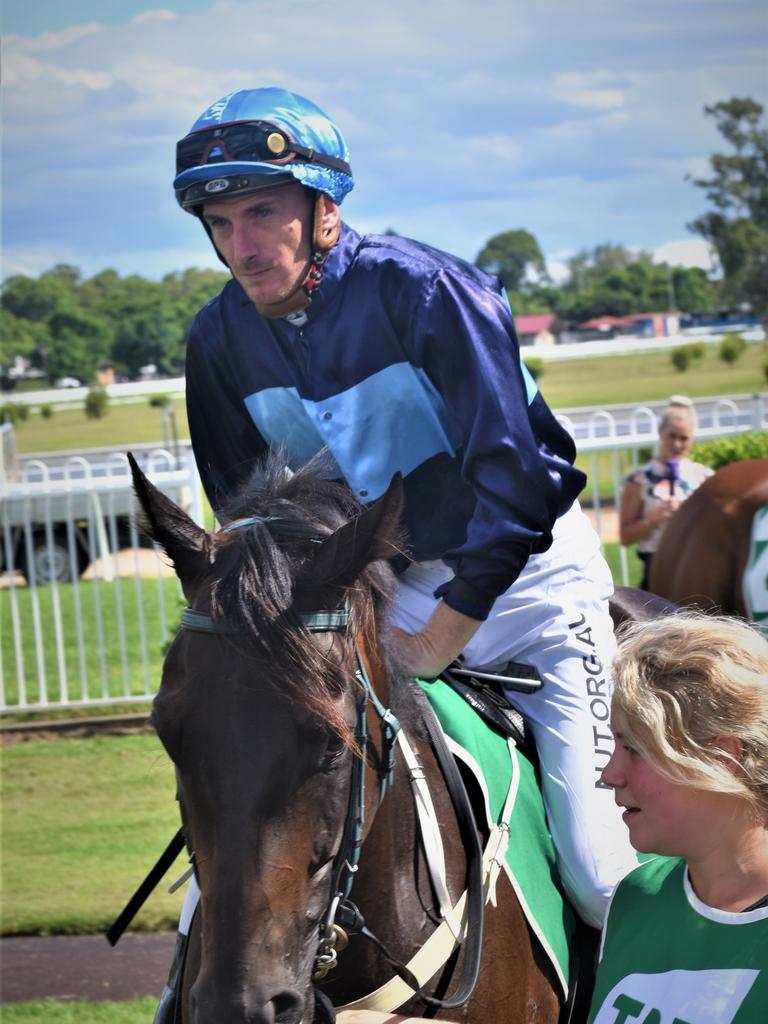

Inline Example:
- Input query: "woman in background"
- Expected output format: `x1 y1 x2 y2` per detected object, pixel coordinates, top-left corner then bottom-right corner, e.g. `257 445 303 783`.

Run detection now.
619 396 712 590
590 613 768 1022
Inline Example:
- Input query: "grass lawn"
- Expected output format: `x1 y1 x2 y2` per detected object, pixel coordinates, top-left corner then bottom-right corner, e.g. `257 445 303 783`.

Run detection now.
0 999 157 1022
11 399 189 455
10 345 766 456
1 733 184 936
533 340 766 409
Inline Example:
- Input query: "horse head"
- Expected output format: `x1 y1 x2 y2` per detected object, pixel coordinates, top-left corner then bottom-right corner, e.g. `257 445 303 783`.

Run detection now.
130 453 403 1024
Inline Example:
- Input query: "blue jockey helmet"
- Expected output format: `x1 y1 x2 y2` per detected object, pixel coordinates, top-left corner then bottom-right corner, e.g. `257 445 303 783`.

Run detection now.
174 87 354 211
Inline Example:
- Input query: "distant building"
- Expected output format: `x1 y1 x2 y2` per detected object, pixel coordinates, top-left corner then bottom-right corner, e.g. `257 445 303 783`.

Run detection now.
515 313 561 346
573 311 681 341
96 363 116 386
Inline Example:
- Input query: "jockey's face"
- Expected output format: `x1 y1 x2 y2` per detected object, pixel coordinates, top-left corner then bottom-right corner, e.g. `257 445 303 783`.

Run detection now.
203 185 315 309
658 413 694 462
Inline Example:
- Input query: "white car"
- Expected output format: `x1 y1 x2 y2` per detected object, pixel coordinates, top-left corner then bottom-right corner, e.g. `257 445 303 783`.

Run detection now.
56 377 82 388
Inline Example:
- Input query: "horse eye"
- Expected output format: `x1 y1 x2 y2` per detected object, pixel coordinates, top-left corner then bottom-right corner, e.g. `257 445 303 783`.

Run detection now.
319 734 346 773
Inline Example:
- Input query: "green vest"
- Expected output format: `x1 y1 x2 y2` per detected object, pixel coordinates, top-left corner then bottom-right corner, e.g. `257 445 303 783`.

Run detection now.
589 857 768 1024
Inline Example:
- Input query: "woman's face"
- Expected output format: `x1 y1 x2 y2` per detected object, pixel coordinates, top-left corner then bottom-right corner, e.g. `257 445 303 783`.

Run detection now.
601 710 719 858
658 412 694 462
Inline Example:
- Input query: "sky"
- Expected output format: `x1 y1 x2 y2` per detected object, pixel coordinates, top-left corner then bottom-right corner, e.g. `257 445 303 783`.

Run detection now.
2 0 767 285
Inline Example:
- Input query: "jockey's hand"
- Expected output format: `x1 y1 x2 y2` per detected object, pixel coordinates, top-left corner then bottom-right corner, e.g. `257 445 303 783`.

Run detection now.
389 601 481 679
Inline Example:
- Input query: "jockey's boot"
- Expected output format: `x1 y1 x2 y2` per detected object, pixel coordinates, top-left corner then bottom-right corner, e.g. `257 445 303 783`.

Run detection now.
153 929 188 1024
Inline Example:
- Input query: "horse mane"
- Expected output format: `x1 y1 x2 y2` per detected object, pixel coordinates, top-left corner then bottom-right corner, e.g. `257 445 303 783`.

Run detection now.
207 453 399 744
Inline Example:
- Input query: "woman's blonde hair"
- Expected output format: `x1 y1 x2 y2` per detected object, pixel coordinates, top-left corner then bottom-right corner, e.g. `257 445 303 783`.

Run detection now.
660 394 697 430
612 613 768 819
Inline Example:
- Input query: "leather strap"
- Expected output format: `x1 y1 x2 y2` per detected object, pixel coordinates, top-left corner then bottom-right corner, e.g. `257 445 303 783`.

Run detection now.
106 827 186 946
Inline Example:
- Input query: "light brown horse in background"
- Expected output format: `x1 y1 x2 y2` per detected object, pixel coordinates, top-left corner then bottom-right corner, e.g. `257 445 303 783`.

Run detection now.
648 458 768 616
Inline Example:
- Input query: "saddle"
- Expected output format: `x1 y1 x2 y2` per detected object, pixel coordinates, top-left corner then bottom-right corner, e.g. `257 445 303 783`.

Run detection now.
440 660 542 760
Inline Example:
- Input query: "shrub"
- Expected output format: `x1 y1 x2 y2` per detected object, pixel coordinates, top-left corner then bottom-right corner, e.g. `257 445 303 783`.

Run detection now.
719 332 747 365
39 404 54 419
690 431 768 470
84 386 109 419
1 402 29 424
685 341 706 362
523 357 545 381
670 347 690 372
148 393 171 408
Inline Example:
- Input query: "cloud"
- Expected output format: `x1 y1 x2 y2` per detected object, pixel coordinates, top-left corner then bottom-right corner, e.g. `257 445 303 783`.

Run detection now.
549 71 626 111
3 51 112 88
2 0 766 281
5 23 104 53
652 238 716 271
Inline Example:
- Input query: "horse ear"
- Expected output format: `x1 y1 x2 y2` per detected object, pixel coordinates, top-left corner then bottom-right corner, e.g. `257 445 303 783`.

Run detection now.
128 452 210 592
294 473 405 605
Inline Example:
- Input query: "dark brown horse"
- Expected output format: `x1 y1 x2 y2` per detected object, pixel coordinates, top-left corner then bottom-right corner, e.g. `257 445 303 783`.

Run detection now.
648 458 768 618
130 454 564 1024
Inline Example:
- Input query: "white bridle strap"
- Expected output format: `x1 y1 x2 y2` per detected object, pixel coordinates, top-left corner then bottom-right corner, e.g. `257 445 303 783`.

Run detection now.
338 738 518 1014
395 729 463 941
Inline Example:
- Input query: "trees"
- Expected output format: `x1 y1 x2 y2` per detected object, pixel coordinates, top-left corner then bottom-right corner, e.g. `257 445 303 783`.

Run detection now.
688 98 768 324
1 265 228 383
475 229 548 291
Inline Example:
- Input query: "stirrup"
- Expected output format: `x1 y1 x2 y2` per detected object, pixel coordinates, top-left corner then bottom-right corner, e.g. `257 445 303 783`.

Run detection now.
153 930 188 1024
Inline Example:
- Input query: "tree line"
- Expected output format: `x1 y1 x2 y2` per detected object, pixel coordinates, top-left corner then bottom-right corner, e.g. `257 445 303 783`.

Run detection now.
2 97 764 386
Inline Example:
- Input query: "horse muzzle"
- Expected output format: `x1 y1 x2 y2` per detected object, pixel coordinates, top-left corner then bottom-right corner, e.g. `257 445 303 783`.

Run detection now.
189 980 307 1024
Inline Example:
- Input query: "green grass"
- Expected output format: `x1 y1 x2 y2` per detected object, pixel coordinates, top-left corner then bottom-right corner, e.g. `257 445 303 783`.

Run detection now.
1 733 184 936
603 541 643 589
10 345 766 456
0 999 157 1022
1 578 184 712
11 399 189 454
534 340 766 409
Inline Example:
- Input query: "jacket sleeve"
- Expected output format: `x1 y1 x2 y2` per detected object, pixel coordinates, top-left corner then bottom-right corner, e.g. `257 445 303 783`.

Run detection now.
185 310 269 515
412 268 584 618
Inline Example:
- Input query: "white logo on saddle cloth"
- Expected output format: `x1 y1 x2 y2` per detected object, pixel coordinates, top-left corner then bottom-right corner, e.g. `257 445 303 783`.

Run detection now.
592 968 757 1024
743 505 768 631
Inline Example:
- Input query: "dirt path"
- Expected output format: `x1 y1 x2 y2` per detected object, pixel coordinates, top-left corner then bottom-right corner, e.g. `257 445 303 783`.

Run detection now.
0 932 175 1004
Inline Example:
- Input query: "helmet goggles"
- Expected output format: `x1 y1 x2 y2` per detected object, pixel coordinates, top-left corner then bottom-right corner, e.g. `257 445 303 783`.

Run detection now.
176 120 352 178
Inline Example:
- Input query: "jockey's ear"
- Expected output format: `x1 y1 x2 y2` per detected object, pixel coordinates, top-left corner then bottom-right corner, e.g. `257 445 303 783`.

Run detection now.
292 473 405 610
128 452 212 601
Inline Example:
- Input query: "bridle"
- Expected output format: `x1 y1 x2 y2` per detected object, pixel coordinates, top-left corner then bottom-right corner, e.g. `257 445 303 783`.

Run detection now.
178 596 403 978
172 512 484 1013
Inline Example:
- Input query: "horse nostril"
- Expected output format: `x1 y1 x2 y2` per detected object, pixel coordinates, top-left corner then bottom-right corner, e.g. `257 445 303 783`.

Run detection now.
191 984 305 1024
268 989 305 1024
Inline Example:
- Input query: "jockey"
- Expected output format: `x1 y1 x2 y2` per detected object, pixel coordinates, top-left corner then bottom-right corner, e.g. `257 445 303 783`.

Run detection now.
171 85 636 958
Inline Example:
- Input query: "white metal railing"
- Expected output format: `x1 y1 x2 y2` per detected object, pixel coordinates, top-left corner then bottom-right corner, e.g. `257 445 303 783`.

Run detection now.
1 441 203 714
1 395 764 714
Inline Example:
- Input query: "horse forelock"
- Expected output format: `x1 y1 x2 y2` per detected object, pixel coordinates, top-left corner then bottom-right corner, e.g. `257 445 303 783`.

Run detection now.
204 455 396 743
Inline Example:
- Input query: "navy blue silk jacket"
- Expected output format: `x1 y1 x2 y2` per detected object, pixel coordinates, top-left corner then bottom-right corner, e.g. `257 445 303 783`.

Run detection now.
185 223 585 619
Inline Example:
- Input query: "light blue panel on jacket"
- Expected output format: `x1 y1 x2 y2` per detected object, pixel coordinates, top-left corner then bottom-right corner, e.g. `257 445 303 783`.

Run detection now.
244 362 459 500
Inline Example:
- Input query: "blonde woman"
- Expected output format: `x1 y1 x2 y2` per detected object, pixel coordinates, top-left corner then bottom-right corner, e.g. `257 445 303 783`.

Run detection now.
619 396 713 590
590 613 768 1022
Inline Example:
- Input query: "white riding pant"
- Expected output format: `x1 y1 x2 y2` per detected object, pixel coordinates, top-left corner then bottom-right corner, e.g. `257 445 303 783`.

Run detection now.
389 500 637 928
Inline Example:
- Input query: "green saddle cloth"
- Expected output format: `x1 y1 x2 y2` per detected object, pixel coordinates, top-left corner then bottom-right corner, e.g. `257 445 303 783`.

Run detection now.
418 676 575 998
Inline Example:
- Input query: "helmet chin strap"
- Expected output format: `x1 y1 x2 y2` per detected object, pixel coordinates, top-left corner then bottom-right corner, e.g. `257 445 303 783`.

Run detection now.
253 193 340 319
